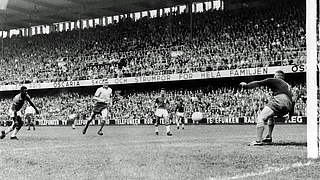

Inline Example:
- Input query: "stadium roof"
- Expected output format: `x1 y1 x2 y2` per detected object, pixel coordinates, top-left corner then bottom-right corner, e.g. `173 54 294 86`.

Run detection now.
0 0 203 31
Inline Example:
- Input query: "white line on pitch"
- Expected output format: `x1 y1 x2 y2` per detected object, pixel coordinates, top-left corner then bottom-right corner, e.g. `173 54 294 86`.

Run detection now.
211 161 315 180
9 144 102 152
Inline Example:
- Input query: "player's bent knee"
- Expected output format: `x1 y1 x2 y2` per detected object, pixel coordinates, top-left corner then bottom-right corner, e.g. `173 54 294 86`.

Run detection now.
256 111 271 127
256 120 264 128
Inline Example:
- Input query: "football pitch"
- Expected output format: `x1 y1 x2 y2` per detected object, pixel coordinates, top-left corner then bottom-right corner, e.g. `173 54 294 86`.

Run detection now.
0 124 319 180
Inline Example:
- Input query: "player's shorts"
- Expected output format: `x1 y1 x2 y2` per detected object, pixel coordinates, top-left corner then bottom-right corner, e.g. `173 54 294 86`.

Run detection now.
155 108 169 118
266 94 293 117
176 112 184 117
8 108 22 118
93 102 108 114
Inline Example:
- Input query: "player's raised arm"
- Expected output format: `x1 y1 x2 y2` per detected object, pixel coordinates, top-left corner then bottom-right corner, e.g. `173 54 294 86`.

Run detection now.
240 79 270 89
26 95 39 114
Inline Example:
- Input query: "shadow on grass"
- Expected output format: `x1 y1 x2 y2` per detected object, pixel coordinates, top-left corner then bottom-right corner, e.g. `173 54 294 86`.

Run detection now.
266 141 307 147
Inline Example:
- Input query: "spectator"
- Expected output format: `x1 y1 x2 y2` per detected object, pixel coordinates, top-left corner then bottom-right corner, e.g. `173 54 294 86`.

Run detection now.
0 0 305 84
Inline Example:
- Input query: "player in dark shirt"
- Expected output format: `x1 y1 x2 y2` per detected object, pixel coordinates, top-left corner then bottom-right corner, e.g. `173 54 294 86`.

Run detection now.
240 70 293 146
176 98 185 129
154 88 172 136
1 86 39 140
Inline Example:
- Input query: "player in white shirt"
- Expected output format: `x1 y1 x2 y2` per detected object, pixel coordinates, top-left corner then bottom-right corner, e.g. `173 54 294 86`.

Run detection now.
82 81 112 135
25 105 36 131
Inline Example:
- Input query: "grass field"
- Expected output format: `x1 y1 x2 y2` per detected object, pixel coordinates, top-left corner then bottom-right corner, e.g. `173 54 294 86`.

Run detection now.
0 124 319 180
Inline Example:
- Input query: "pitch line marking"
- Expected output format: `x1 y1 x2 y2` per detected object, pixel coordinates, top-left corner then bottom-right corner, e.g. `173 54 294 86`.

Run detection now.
211 161 315 180
8 144 102 152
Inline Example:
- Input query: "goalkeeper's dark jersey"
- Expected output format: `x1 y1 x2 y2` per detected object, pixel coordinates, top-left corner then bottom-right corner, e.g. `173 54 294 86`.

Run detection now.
245 78 293 102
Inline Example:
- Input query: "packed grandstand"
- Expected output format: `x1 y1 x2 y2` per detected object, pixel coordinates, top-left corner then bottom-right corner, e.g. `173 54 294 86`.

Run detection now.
0 0 308 125
0 84 307 124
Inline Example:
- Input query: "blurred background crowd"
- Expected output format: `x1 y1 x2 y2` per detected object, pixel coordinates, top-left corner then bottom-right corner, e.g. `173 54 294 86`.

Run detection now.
0 83 307 122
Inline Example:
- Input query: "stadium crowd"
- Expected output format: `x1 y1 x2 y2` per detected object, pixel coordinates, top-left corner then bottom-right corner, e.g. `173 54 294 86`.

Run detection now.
0 0 305 85
0 84 307 122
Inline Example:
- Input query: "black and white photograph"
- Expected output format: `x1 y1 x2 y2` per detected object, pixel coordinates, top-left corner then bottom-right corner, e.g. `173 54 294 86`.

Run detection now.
0 0 318 179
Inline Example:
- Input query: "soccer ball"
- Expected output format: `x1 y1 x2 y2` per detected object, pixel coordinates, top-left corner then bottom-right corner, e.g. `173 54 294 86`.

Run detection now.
192 112 203 121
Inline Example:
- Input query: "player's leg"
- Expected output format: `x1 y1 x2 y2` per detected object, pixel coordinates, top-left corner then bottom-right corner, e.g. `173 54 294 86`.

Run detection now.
263 96 291 144
154 116 160 135
164 110 172 136
32 116 35 131
181 116 185 129
71 116 76 129
5 118 15 134
97 120 105 135
32 122 35 130
83 112 96 134
10 116 23 140
249 106 275 146
28 120 31 130
27 115 31 130
97 109 108 135
262 117 274 143
176 114 180 129
70 114 77 129
1 109 17 139
154 109 161 135
1 118 14 139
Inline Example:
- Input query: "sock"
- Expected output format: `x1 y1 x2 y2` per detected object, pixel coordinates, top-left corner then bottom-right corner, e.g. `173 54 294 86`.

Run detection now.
155 126 159 133
267 124 274 138
256 126 264 142
182 124 185 128
166 125 170 133
11 128 19 137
